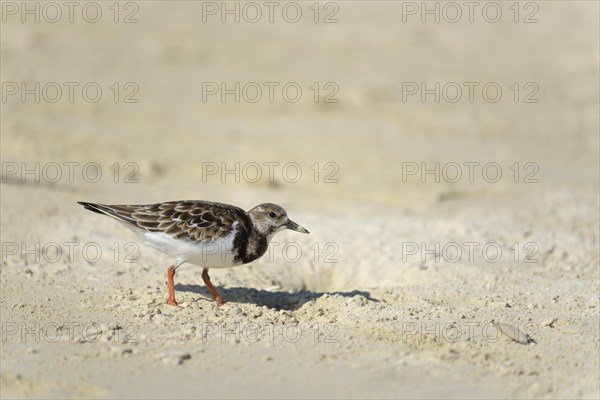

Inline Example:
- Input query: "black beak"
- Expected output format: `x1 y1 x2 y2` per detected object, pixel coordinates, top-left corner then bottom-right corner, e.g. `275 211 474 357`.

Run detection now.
286 219 309 234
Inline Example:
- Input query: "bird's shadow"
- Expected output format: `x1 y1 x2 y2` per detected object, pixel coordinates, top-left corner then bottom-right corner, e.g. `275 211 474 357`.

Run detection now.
175 284 378 311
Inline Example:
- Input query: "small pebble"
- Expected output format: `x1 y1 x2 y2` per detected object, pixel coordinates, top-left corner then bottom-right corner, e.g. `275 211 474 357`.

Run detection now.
252 309 263 318
229 306 243 316
110 346 133 355
157 350 191 366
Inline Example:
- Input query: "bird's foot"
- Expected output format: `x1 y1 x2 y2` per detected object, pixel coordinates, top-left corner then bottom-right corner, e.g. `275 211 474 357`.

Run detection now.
166 298 183 308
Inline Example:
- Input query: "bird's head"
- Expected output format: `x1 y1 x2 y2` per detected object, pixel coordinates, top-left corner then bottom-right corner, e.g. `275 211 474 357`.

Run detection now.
248 203 309 239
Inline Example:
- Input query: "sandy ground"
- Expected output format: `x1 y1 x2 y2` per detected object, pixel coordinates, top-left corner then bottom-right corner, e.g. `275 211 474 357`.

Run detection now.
1 1 599 399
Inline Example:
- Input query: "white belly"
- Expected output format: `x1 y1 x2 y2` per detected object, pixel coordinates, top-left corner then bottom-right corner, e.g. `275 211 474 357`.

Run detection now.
141 223 244 269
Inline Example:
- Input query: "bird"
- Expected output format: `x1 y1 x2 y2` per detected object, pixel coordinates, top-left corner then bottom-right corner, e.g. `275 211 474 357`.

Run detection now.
77 200 309 306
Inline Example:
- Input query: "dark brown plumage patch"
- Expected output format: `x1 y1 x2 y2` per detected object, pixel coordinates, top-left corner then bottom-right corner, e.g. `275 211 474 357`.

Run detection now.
79 200 252 245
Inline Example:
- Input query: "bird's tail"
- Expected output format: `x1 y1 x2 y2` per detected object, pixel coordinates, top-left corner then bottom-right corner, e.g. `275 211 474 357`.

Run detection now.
77 201 137 225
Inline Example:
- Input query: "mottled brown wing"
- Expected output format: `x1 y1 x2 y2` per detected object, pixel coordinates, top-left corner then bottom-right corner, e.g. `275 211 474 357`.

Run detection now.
78 200 249 243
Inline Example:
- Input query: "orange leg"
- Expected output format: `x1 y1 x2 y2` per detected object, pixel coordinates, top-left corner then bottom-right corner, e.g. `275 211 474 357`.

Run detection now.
166 265 182 307
202 268 225 305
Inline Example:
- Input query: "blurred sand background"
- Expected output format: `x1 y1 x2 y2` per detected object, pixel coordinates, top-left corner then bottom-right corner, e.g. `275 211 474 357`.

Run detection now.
1 1 599 398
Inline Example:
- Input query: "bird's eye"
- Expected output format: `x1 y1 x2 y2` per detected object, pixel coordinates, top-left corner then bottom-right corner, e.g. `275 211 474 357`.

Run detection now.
268 212 277 218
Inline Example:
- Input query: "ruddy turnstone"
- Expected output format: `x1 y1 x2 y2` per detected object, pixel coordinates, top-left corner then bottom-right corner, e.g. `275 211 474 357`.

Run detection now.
77 200 309 306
